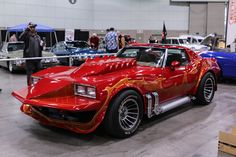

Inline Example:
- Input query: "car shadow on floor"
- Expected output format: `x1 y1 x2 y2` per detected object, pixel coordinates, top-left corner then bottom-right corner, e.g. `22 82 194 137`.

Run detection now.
23 101 216 146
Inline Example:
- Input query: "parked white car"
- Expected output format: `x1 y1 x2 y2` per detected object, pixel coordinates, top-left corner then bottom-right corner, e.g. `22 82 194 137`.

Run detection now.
179 35 204 44
166 37 208 52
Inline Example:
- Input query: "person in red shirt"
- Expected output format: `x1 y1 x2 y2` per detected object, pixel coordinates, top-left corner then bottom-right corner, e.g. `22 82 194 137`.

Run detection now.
89 33 99 50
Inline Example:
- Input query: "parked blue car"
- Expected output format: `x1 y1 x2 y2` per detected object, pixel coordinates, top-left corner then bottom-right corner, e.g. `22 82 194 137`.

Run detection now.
51 40 105 65
199 51 236 79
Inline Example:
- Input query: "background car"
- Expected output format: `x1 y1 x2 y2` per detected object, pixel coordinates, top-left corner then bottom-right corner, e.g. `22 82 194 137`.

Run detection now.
51 40 105 65
166 37 208 52
12 45 220 138
179 34 204 44
0 41 58 73
199 51 236 79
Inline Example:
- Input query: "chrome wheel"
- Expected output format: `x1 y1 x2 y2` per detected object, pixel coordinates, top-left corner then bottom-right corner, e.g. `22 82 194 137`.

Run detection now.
118 97 139 131
204 77 214 102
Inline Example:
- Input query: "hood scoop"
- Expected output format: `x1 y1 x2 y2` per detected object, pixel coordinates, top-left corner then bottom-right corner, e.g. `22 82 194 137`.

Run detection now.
70 56 137 78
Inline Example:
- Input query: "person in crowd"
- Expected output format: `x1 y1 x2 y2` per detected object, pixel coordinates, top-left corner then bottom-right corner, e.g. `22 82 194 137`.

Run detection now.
105 29 110 51
118 32 126 49
9 34 18 42
105 27 118 53
19 22 44 86
89 33 100 50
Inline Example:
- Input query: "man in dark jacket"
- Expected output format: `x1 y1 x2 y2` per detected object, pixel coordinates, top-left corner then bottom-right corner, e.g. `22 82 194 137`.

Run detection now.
19 22 43 86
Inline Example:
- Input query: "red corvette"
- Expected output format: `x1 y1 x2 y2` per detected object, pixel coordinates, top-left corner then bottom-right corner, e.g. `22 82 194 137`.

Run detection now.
12 45 220 138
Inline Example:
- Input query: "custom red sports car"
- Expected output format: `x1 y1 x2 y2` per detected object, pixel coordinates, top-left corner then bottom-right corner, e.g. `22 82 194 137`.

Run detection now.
12 45 220 138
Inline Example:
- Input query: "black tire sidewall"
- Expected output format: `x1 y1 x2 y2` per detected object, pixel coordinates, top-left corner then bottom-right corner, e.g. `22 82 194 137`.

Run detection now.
104 90 143 138
195 72 215 105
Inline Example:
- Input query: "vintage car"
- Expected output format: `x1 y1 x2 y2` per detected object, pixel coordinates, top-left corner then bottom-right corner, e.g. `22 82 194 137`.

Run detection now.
199 51 236 79
51 40 105 65
0 41 58 72
179 34 204 44
166 37 208 52
12 45 220 138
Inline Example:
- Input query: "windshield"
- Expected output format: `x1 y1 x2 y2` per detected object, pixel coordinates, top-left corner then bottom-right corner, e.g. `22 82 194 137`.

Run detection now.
66 41 89 48
117 47 165 67
8 43 24 52
179 39 189 44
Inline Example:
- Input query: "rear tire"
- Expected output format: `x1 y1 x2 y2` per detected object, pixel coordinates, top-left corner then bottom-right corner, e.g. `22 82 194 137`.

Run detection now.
103 90 143 138
193 72 215 105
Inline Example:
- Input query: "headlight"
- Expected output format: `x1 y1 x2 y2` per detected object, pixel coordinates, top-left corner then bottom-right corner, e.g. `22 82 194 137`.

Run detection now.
74 84 96 99
31 76 40 86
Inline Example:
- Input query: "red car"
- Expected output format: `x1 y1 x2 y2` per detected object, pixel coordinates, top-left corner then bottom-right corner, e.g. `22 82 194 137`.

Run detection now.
12 45 220 138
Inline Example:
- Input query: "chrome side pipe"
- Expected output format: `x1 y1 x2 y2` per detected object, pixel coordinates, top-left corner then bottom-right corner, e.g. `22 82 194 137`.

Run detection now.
146 92 191 118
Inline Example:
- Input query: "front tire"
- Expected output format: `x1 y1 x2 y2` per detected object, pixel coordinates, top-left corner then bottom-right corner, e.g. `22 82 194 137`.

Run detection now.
104 90 143 138
193 72 215 105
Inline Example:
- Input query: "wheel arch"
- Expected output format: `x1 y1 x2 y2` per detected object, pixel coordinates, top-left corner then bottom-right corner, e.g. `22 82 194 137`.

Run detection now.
192 70 217 95
107 86 145 113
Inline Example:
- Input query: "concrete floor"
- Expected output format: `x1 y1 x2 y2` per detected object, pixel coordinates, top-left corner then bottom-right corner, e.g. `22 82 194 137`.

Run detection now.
0 68 236 157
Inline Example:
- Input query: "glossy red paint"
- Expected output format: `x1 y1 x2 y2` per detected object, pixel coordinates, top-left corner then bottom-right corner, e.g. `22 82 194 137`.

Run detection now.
12 45 220 134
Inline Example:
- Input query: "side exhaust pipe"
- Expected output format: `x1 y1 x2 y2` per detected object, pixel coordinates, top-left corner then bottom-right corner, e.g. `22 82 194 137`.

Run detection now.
160 96 191 113
146 92 191 118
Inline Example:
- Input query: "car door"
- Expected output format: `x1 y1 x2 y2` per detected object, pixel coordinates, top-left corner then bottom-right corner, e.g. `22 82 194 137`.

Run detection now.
161 49 191 101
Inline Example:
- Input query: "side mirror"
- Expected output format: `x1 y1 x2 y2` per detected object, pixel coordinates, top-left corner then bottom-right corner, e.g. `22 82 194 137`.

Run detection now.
170 61 180 70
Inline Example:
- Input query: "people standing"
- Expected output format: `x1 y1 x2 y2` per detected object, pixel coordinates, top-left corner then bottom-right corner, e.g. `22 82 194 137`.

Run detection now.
118 32 126 49
89 33 100 50
19 22 44 86
105 27 118 53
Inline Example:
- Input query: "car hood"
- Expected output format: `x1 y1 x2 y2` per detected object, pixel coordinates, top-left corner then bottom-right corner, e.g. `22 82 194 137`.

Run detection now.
25 57 136 96
6 50 55 58
36 56 137 79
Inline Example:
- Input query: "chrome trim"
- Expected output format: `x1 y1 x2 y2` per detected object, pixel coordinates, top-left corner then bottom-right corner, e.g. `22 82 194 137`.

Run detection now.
203 78 214 102
160 96 191 113
118 97 139 131
162 49 169 68
152 92 161 115
146 94 153 118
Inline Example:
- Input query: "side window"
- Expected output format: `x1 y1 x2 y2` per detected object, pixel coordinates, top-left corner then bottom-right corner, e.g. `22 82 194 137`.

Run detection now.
57 43 66 50
172 39 179 45
166 39 171 44
187 37 191 43
179 50 189 66
165 49 189 67
192 38 198 44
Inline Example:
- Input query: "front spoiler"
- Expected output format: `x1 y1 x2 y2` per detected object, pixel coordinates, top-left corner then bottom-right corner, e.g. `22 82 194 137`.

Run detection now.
12 88 106 134
21 104 105 134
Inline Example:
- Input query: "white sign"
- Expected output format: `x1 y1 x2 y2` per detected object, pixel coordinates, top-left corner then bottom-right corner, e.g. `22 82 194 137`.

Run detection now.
65 29 74 41
227 0 236 45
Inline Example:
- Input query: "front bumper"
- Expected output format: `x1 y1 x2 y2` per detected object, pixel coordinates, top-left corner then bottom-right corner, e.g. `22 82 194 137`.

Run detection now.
12 88 105 134
20 103 103 134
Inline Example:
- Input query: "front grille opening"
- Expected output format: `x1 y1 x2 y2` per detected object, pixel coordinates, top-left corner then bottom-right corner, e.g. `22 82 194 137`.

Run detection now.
32 106 96 123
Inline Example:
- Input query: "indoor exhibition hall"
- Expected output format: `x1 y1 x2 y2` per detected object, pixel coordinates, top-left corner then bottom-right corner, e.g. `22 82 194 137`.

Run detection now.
0 0 236 157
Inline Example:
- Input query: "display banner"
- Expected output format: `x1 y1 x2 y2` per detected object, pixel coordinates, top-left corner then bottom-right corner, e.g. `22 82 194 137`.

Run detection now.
65 29 75 41
227 0 236 45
